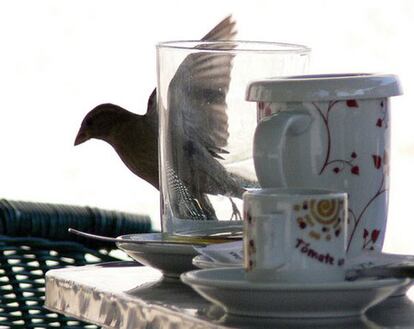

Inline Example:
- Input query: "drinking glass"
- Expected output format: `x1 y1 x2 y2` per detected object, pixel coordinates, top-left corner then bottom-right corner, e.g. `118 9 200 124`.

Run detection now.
156 40 310 235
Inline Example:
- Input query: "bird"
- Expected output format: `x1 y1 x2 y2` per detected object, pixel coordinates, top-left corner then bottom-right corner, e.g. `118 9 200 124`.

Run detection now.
74 16 254 221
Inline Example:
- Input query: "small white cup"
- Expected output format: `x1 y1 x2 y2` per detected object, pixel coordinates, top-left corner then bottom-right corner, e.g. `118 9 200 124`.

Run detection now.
243 188 348 283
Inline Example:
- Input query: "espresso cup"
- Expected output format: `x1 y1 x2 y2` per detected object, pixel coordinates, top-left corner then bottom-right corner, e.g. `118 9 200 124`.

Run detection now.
243 188 347 283
246 73 402 257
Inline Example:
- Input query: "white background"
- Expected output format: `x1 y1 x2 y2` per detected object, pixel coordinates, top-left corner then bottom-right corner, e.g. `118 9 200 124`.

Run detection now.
0 0 413 254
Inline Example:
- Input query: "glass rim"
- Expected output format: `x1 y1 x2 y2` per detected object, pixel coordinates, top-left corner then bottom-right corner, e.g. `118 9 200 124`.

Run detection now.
156 40 311 54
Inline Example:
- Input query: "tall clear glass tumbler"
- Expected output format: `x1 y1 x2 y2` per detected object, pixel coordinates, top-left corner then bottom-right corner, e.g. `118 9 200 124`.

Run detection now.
156 41 311 235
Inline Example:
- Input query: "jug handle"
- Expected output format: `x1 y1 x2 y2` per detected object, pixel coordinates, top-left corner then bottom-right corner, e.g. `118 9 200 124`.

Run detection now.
253 111 311 187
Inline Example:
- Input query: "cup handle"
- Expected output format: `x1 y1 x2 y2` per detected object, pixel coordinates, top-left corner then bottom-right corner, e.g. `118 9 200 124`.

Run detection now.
253 110 312 187
244 214 288 274
264 214 288 269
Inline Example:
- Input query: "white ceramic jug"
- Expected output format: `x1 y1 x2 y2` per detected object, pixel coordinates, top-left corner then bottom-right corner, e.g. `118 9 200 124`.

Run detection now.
246 73 402 256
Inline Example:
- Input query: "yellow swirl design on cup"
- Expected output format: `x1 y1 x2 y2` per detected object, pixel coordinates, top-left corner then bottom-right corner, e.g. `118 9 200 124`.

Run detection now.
310 199 339 225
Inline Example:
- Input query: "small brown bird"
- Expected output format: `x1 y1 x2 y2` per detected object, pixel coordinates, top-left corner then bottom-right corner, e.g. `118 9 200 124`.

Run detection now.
75 16 251 220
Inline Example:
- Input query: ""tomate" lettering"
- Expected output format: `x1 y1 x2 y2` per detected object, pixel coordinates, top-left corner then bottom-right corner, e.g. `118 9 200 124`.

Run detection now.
295 238 335 265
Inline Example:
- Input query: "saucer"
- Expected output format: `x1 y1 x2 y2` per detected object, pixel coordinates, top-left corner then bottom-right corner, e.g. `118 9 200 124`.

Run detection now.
116 233 199 278
192 255 240 269
181 268 408 318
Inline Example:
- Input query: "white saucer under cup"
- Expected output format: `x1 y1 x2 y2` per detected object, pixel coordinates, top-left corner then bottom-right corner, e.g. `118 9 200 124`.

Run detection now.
180 267 408 318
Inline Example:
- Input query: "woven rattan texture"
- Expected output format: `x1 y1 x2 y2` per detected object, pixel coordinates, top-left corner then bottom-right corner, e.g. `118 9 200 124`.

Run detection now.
0 236 118 328
0 199 153 328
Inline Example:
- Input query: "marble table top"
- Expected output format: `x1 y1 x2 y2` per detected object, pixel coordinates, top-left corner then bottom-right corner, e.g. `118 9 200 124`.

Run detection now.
45 262 414 329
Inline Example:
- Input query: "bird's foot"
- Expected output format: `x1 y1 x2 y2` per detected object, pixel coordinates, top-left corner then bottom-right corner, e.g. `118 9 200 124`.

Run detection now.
229 197 242 221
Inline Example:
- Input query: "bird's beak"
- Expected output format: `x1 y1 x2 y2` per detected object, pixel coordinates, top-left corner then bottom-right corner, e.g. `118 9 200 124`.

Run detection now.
74 129 89 146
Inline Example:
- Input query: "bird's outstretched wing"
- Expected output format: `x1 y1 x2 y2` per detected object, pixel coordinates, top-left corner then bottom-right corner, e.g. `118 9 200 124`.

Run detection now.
163 16 239 221
201 15 237 41
147 16 236 148
167 15 237 159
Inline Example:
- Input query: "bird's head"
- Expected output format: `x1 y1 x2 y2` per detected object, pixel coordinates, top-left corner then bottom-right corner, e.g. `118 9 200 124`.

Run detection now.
74 103 130 146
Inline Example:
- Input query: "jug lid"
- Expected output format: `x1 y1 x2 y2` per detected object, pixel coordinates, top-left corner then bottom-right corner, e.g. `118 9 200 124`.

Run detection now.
246 73 402 102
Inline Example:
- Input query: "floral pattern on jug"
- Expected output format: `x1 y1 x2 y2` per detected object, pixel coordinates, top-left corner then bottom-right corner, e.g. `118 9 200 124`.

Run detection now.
256 98 390 256
311 99 389 253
